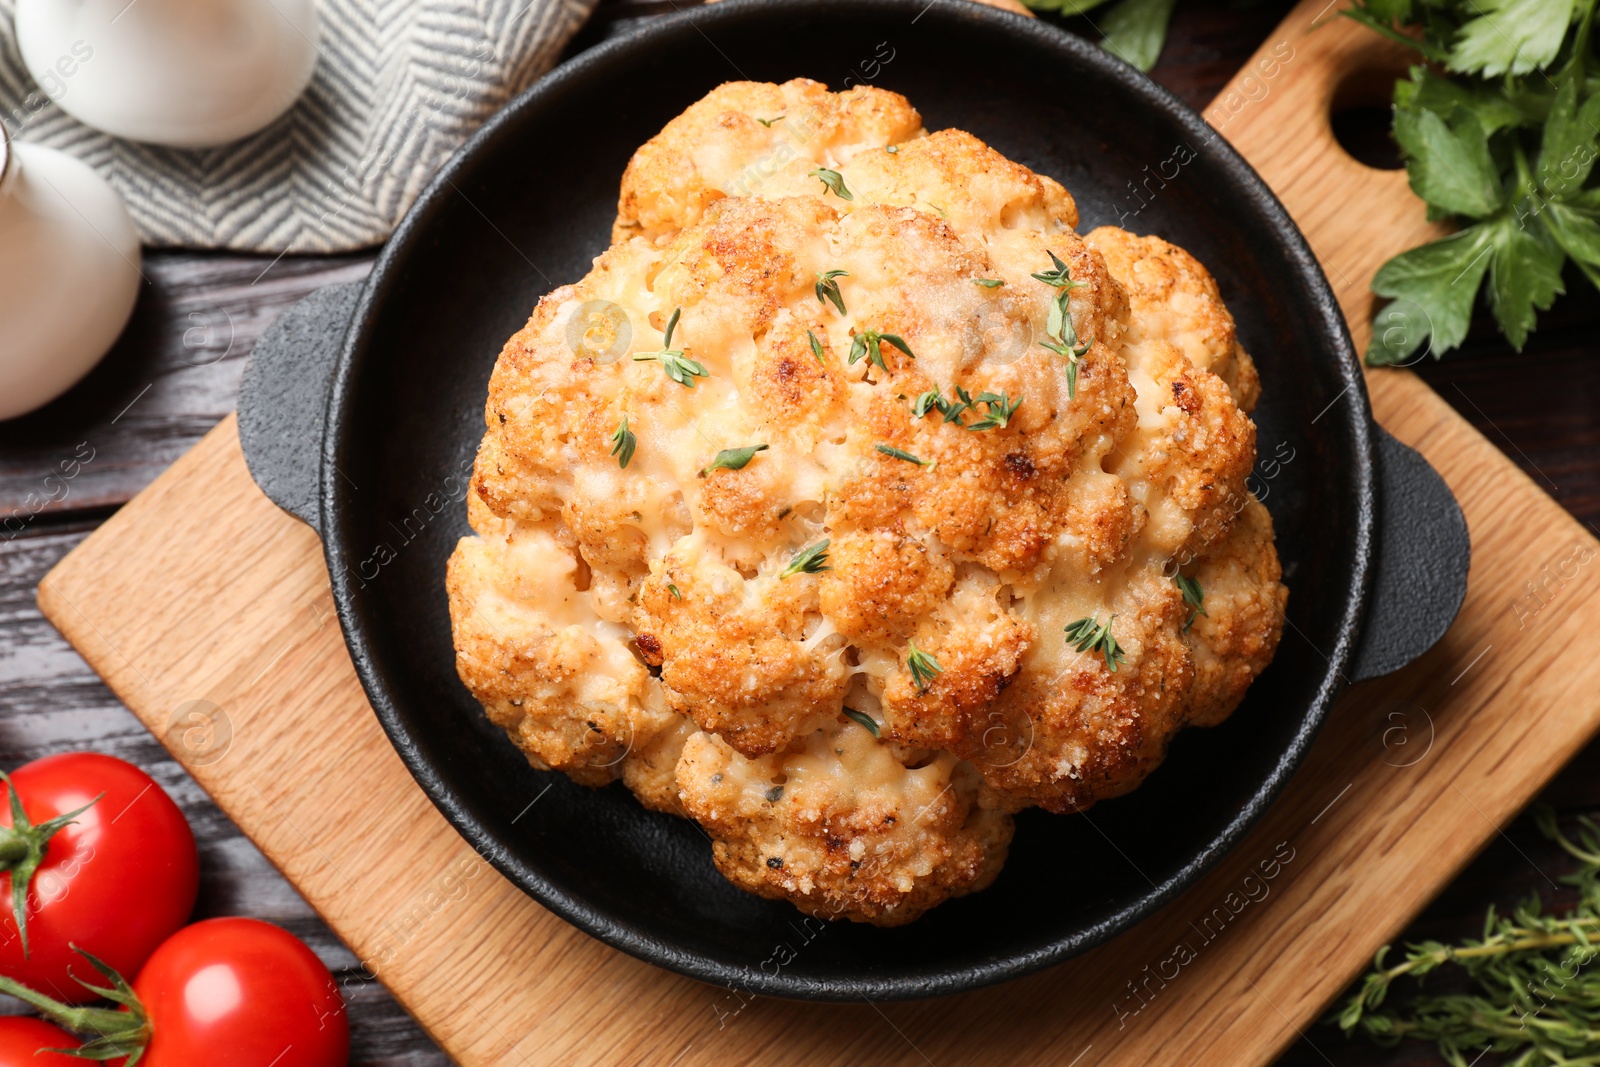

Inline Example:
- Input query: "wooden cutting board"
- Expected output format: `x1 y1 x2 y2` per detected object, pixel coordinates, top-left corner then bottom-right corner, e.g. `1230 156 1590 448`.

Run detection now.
37 2 1600 1064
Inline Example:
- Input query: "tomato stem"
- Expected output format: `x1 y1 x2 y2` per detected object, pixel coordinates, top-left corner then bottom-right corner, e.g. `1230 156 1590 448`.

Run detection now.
0 945 150 1065
0 771 102 957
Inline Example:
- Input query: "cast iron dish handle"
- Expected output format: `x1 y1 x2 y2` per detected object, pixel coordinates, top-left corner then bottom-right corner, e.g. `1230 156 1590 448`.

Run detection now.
239 283 1469 685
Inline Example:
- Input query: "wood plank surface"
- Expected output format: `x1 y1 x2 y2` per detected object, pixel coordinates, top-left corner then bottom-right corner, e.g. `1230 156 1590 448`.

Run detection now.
10 1 1600 1065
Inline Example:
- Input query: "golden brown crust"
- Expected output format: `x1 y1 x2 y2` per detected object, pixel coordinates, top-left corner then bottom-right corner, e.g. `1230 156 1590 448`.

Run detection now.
676 720 1013 924
447 81 1287 925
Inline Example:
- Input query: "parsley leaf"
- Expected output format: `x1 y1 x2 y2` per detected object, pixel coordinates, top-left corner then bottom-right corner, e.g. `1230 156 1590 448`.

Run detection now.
1393 107 1502 218
1020 0 1175 71
1349 0 1600 359
1448 0 1577 78
1368 225 1495 362
1487 215 1566 350
1099 0 1179 72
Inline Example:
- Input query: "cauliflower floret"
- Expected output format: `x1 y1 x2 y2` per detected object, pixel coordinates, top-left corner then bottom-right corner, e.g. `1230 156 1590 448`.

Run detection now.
1185 496 1287 727
448 80 1288 926
634 534 851 757
676 717 1012 924
447 525 662 786
616 79 924 242
1087 226 1261 411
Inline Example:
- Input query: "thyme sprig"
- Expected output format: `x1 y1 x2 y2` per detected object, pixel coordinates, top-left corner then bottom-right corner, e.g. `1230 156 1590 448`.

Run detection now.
1040 288 1093 399
842 707 881 737
815 270 849 315
1175 573 1206 633
807 329 826 364
1031 250 1087 289
849 329 914 372
781 539 831 578
967 391 1022 431
609 416 637 469
1340 807 1600 1067
702 444 768 475
876 443 935 468
913 387 946 420
1065 613 1125 671
810 167 854 201
633 307 708 388
906 641 943 692
756 115 784 127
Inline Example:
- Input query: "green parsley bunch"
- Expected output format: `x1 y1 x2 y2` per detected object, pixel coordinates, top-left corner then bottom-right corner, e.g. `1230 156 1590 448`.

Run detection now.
1020 0 1182 71
1348 0 1600 363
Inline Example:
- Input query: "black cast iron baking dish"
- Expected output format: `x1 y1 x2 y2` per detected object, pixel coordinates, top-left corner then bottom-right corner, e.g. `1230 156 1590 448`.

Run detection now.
237 0 1470 1001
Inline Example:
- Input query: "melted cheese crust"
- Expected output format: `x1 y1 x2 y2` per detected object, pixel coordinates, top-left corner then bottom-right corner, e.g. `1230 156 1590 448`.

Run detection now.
447 80 1287 923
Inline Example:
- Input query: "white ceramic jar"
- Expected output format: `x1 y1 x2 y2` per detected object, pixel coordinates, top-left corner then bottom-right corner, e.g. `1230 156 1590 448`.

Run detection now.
0 124 142 421
14 0 320 149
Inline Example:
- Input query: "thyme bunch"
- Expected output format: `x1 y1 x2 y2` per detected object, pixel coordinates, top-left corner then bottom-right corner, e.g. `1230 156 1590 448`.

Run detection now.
1340 807 1600 1066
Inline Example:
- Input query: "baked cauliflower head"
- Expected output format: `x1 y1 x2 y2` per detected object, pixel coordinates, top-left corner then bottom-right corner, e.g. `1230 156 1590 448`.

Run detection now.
447 79 1287 925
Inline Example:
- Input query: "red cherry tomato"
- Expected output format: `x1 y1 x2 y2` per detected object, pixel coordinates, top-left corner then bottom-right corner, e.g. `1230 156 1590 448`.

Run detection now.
135 918 348 1067
0 754 198 1003
0 1017 82 1066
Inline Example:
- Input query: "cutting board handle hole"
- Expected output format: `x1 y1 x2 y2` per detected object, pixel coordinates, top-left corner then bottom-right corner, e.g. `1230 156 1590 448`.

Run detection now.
1326 60 1409 172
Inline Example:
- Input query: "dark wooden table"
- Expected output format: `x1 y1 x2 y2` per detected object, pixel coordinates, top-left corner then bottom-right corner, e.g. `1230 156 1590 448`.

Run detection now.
2 2 1597 1063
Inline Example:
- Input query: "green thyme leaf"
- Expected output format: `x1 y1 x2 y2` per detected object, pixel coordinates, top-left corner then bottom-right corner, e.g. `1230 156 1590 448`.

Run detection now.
668 583 682 599
876 443 935 467
973 278 1005 288
1040 289 1091 398
702 444 769 475
847 329 914 373
1031 250 1086 289
1174 573 1206 633
756 115 784 127
913 387 945 420
943 385 974 426
906 640 943 692
1064 614 1126 672
842 707 880 737
633 307 709 388
609 416 636 469
810 167 854 201
814 270 849 315
781 539 831 578
968 391 1022 431
807 329 827 364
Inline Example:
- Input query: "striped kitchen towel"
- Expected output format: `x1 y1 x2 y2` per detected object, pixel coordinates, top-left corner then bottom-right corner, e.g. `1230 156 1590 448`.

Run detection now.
0 0 595 252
